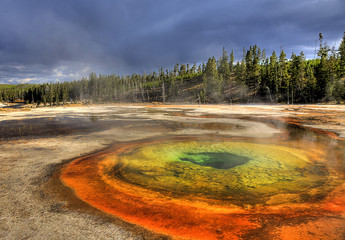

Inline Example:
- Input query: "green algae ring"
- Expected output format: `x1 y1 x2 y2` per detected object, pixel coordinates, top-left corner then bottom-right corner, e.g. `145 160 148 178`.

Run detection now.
106 138 329 206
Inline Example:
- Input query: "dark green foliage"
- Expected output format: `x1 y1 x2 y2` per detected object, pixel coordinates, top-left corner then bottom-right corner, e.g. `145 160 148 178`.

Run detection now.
244 45 262 101
218 47 231 79
203 57 222 102
1 32 345 105
338 32 345 77
229 50 234 73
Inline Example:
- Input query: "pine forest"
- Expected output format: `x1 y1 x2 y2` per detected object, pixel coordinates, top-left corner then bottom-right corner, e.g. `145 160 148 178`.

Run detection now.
1 32 345 105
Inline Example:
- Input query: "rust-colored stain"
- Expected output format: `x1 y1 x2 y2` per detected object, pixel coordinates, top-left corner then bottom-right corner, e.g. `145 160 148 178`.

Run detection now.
60 120 345 239
60 140 258 239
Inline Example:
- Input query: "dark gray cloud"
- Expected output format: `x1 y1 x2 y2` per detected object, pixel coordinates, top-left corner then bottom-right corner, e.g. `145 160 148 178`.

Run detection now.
0 0 344 84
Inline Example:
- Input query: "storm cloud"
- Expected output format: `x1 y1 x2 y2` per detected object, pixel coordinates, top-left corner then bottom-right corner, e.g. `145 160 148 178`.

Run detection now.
0 0 344 84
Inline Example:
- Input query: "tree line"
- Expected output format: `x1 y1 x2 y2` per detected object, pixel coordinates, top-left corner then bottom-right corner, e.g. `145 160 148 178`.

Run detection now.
1 32 345 105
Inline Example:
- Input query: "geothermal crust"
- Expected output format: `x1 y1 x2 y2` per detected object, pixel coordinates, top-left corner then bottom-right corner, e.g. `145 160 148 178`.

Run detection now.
1 104 345 239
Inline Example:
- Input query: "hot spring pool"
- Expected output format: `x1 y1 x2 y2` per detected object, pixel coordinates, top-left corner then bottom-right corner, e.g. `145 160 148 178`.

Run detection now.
60 115 345 240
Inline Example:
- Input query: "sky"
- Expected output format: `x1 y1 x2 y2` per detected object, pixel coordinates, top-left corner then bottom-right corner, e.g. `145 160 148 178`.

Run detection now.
0 0 344 84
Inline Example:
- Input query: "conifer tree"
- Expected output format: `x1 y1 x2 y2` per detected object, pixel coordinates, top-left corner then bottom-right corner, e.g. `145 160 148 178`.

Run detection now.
179 64 186 76
316 33 330 99
305 61 317 102
203 57 218 101
160 67 166 103
229 50 234 73
269 51 278 97
218 47 230 79
338 32 345 77
278 50 290 103
191 62 197 74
